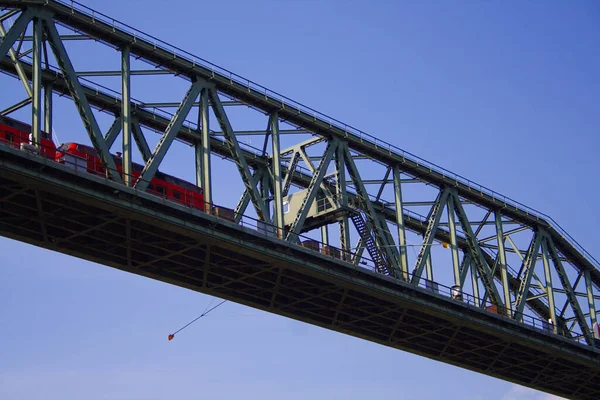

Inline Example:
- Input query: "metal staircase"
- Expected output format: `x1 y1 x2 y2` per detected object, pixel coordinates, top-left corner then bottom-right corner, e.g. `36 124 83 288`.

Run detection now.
350 211 387 273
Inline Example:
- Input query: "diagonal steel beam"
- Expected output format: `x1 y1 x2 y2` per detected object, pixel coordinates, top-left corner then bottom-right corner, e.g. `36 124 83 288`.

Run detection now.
282 151 299 197
514 232 542 320
0 19 31 97
131 118 151 162
234 169 262 224
103 116 122 149
546 234 593 344
411 189 449 284
43 17 123 184
298 146 337 207
287 140 338 239
209 88 269 221
344 143 399 275
0 97 30 115
134 80 203 192
0 8 32 63
451 191 503 308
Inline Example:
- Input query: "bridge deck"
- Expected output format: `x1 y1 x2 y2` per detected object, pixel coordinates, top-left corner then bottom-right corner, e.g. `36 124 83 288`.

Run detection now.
1 146 598 399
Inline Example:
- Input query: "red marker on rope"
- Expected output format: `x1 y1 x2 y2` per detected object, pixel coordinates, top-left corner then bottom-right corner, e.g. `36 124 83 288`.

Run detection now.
168 299 227 341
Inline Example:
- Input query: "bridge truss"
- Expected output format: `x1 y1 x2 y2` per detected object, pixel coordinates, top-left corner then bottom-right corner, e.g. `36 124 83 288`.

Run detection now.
1 1 599 398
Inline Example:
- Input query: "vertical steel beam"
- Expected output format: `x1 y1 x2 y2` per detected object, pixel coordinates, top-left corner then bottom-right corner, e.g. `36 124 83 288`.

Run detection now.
44 18 123 184
321 225 329 245
495 210 511 315
541 237 557 330
270 112 284 238
44 82 52 134
471 262 480 307
447 195 461 285
425 248 433 282
31 16 42 146
585 270 597 328
336 144 351 260
393 167 408 280
197 88 212 211
121 46 132 186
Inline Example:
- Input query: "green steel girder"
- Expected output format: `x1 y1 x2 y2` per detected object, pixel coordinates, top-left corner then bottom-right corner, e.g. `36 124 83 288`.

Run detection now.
131 118 151 162
104 116 122 149
514 233 543 320
0 1 596 342
0 18 32 97
135 80 204 192
0 8 33 63
451 191 504 308
411 189 449 284
0 97 31 115
287 140 338 239
343 143 399 276
546 235 593 344
43 15 123 184
208 88 269 221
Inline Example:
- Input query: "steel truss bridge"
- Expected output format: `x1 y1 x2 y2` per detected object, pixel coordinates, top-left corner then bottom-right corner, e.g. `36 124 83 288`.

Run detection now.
0 1 599 398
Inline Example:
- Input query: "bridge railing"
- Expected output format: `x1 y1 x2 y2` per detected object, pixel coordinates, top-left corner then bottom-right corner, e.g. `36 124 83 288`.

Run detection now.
47 0 598 272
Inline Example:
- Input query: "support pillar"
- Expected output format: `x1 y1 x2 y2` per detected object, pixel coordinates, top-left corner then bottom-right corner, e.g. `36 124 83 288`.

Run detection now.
495 210 511 315
44 82 52 134
447 196 461 286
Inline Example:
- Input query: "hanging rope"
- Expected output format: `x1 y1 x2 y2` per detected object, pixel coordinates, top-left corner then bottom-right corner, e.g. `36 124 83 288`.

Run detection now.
168 299 227 341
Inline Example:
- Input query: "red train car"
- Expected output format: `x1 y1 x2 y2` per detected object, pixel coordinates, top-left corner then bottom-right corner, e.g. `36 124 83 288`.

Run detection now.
0 115 56 158
55 142 206 210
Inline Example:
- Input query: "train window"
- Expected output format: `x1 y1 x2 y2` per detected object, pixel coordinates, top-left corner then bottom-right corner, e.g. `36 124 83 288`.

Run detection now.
5 133 13 143
156 185 166 196
173 191 181 200
283 201 290 214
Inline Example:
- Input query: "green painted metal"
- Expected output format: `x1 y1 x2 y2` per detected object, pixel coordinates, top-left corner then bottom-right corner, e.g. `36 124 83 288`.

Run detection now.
451 191 504 308
270 112 284 238
495 210 512 314
0 19 32 97
336 144 351 260
44 82 52 133
31 16 42 146
585 270 597 328
0 97 31 116
546 235 593 344
131 119 151 162
121 46 132 186
287 140 338 239
393 167 408 280
104 117 122 150
198 88 212 209
514 233 542 320
447 195 461 286
135 80 203 192
541 237 557 329
208 88 269 221
0 9 32 64
411 189 449 284
43 16 123 184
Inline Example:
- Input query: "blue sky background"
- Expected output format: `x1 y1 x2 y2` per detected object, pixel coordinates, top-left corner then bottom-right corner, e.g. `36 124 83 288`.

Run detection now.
1 1 599 399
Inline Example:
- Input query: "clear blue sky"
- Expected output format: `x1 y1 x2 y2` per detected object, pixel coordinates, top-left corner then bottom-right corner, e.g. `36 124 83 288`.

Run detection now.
1 1 599 399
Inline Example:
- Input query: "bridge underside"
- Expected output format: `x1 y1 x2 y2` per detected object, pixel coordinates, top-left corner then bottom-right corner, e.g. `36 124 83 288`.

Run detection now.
1 148 599 399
